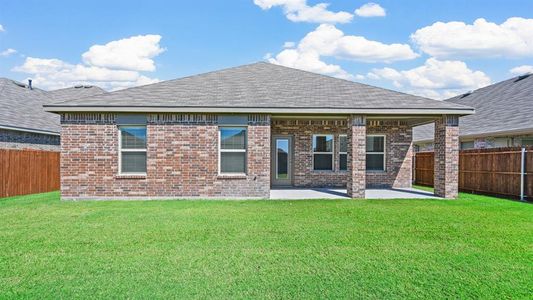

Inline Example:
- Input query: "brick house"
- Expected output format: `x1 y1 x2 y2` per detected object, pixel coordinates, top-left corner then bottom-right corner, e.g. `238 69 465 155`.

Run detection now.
414 73 533 151
44 63 473 200
0 78 105 150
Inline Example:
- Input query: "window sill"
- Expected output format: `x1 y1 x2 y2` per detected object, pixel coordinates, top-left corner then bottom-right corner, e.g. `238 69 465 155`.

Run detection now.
115 174 147 179
366 170 386 173
217 174 247 179
312 170 336 173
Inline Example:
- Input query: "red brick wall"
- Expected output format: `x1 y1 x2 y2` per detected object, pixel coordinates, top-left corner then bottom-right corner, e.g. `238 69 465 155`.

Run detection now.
271 119 348 187
434 115 459 198
347 116 366 198
366 120 413 188
271 119 413 189
60 113 270 200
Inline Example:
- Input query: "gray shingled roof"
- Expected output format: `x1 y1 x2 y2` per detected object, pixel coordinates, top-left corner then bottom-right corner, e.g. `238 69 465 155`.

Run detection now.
45 62 473 114
413 74 533 142
46 85 106 103
0 78 106 134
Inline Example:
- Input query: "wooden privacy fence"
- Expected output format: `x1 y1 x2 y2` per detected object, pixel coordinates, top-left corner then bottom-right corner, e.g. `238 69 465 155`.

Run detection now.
0 149 60 198
414 147 533 200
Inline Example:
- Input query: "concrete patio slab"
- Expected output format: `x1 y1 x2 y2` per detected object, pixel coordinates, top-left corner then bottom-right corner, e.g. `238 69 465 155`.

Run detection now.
270 187 440 199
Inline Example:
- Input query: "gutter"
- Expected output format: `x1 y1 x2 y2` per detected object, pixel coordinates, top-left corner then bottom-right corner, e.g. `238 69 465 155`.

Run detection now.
0 125 60 136
43 105 475 116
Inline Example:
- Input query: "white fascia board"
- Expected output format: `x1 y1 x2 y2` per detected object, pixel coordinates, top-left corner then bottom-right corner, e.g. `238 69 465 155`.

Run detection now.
44 106 475 116
0 125 60 136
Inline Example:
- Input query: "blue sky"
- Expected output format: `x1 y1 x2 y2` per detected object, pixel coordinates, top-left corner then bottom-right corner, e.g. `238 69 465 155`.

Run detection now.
1 0 532 99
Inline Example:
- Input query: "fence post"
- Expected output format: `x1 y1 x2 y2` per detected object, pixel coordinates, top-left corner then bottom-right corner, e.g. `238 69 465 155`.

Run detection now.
520 147 525 201
412 152 416 184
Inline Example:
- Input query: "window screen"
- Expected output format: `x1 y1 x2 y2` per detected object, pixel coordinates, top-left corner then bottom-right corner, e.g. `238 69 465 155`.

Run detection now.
119 126 147 174
339 135 347 171
219 127 247 174
366 135 385 171
313 135 333 171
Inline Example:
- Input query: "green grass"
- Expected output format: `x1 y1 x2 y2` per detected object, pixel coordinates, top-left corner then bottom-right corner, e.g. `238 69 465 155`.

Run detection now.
0 192 532 299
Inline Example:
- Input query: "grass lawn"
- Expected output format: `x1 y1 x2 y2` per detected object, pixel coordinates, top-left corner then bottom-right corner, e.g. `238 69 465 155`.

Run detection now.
0 191 532 299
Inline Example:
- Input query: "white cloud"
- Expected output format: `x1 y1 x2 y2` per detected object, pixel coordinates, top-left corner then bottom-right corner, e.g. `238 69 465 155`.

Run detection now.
283 41 295 48
354 3 386 17
253 0 353 23
12 35 162 90
369 58 491 99
510 65 533 75
269 48 354 80
0 48 17 57
82 34 165 71
411 17 533 58
269 24 418 80
0 24 4 32
298 24 418 62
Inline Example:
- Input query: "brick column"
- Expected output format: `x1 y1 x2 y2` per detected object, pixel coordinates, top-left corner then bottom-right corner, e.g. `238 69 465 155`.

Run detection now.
347 115 366 198
434 115 459 199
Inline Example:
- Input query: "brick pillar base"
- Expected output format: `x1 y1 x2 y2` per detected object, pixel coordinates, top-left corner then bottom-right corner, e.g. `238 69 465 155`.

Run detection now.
434 115 459 199
347 115 366 198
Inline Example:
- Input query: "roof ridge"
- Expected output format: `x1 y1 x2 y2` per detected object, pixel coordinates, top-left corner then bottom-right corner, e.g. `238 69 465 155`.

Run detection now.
47 61 269 105
446 74 532 102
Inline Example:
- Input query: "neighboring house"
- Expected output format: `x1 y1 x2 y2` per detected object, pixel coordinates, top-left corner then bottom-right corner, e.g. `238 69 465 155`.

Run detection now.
414 74 533 151
44 62 474 200
0 78 105 150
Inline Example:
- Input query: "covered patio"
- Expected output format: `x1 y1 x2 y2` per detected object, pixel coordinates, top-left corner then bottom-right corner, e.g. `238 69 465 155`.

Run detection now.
270 114 462 199
270 187 439 199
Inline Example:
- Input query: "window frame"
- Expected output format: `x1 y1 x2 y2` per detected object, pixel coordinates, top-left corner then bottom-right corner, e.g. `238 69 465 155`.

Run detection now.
218 126 248 176
312 134 334 171
339 134 348 171
366 134 386 172
522 138 533 146
118 125 147 176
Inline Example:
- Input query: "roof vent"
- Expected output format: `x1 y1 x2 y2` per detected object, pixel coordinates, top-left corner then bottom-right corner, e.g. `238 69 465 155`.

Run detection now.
83 85 93 88
28 79 32 90
514 73 531 82
13 81 26 88
460 91 472 98
74 84 83 88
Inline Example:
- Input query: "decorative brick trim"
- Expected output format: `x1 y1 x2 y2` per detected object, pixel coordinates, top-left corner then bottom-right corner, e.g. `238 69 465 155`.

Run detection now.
368 120 409 127
444 115 459 127
248 114 271 125
351 115 366 126
272 119 347 127
61 113 116 124
148 113 218 124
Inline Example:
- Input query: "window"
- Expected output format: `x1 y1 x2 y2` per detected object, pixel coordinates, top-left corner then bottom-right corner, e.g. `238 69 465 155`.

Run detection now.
313 134 334 171
366 135 385 171
119 126 147 174
339 135 347 171
219 127 247 174
522 138 533 146
460 141 474 150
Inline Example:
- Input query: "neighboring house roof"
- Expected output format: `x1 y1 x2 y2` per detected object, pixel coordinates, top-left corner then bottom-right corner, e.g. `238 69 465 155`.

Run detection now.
46 85 106 103
45 62 474 115
0 78 106 135
413 74 533 142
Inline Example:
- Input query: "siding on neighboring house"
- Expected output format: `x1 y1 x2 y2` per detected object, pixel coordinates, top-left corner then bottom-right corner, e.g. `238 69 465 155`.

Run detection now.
415 133 533 152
